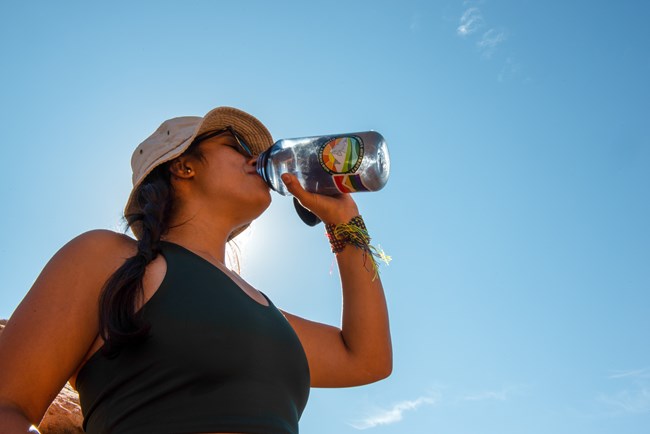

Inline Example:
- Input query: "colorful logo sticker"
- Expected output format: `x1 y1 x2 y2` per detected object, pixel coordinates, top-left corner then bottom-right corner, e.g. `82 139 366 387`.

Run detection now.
319 136 364 174
333 174 371 193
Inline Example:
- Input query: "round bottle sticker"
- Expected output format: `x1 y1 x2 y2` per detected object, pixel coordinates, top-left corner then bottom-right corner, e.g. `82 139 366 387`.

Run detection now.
318 136 364 174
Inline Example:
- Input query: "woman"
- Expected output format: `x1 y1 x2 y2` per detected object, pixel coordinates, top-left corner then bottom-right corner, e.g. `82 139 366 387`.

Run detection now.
0 106 392 434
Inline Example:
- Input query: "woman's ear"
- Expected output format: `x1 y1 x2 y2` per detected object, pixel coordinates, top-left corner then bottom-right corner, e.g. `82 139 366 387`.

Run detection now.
169 158 195 179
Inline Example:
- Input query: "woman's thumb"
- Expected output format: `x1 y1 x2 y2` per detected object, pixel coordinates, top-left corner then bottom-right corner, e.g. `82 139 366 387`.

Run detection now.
282 173 310 202
281 173 300 192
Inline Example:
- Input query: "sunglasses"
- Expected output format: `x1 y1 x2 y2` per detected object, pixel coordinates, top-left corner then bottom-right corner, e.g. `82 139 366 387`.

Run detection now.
192 126 253 157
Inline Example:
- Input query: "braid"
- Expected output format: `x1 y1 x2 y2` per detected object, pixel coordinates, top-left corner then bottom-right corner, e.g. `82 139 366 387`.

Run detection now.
99 166 173 357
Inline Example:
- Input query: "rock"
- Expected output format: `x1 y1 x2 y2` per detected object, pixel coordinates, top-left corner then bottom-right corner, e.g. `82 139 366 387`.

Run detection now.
0 320 84 434
38 383 84 434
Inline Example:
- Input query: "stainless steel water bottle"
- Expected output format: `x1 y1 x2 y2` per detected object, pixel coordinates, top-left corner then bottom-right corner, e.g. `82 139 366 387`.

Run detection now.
256 131 390 197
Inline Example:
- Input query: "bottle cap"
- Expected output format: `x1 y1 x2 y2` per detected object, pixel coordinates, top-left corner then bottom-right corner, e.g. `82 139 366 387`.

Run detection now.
293 197 322 226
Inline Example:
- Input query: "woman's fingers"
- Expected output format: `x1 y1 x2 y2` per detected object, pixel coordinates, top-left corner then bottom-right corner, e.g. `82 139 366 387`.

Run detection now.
281 173 315 208
282 173 326 216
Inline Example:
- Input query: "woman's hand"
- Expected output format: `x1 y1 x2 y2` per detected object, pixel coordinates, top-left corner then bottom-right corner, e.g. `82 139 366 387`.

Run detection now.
281 173 359 225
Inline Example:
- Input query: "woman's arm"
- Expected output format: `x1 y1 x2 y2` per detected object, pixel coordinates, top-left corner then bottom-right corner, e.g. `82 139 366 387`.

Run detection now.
279 174 392 387
0 230 133 430
0 405 40 434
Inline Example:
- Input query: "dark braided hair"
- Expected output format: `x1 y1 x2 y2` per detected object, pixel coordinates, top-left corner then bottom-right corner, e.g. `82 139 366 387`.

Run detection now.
98 142 204 357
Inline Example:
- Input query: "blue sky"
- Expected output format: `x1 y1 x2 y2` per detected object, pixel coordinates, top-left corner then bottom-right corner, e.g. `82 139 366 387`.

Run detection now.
1 1 649 433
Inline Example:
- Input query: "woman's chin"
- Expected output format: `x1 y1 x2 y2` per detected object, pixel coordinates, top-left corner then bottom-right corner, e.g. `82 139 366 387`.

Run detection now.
245 192 273 222
256 188 273 212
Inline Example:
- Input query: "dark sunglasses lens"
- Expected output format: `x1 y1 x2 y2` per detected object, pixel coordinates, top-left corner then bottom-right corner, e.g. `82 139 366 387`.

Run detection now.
232 131 253 157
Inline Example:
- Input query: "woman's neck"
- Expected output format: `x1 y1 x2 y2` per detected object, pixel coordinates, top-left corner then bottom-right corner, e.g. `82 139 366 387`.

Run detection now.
162 225 229 265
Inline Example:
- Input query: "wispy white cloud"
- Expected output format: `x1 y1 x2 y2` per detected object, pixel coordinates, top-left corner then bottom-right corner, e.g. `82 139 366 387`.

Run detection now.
349 395 438 430
349 383 523 430
477 28 507 58
457 7 484 36
455 5 524 81
598 388 650 414
595 367 650 415
608 367 650 380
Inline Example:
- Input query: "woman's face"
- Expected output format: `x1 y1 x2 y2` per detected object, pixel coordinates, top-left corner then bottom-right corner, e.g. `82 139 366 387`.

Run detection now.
186 130 272 227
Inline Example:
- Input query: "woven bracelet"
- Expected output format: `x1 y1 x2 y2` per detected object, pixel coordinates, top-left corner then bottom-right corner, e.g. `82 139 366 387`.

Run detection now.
325 215 368 253
325 215 391 279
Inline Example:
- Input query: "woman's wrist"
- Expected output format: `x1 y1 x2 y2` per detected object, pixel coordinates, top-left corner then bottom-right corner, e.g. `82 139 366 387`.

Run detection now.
324 215 391 280
325 215 366 253
321 206 360 226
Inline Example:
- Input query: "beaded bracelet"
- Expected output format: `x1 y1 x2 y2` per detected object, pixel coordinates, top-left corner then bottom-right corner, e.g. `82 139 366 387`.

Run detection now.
325 215 391 279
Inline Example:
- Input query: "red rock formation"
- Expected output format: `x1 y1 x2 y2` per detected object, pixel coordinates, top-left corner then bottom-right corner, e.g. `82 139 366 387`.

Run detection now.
0 320 83 434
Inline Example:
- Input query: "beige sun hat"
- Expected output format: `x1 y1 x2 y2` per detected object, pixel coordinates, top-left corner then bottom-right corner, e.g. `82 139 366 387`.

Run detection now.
125 106 274 240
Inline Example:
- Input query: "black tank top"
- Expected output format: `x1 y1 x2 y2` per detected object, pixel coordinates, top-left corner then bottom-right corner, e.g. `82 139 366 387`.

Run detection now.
76 241 311 434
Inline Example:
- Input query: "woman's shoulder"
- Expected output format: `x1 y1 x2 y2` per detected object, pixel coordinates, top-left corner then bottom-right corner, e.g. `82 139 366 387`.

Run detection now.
70 229 135 248
58 229 138 271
